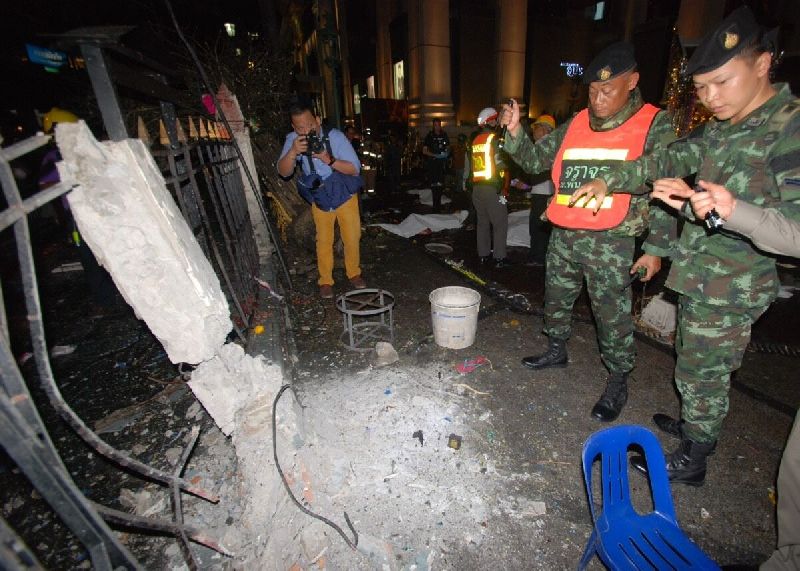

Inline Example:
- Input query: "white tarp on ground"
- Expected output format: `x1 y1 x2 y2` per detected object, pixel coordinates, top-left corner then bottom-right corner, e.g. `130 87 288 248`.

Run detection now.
376 208 533 247
507 209 531 248
56 121 232 364
406 187 452 206
373 211 469 238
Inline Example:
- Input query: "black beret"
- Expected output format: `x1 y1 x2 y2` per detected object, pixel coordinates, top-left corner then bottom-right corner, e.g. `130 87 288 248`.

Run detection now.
583 41 637 84
685 6 771 75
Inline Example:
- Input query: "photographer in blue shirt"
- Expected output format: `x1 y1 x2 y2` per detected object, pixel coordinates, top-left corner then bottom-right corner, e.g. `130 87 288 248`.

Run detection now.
278 98 365 299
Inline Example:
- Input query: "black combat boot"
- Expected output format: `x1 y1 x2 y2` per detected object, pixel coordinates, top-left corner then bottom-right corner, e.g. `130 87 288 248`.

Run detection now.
590 372 628 422
521 338 567 370
630 436 716 486
652 413 684 438
651 414 718 454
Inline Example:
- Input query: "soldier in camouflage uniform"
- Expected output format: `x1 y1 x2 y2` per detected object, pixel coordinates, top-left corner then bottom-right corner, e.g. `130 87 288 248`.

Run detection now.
574 6 799 486
499 42 677 423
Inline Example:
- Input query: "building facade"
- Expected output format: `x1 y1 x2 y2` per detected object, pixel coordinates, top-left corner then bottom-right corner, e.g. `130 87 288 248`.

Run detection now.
288 0 799 133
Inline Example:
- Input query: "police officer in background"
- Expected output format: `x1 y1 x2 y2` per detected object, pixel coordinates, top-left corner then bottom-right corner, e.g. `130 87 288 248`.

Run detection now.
574 6 799 486
467 107 511 267
499 42 676 423
422 118 450 212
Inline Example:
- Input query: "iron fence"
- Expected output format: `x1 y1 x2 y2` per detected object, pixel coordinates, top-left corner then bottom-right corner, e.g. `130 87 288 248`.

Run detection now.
0 28 272 569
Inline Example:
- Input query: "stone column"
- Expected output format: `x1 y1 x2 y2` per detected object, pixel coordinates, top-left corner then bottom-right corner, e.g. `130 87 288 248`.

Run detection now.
407 0 455 129
317 0 343 128
677 0 726 44
337 0 354 118
376 2 394 99
495 0 527 113
216 84 272 259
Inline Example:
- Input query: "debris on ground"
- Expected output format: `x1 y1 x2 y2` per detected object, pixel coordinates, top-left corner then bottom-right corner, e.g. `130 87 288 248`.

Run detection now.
374 341 399 366
455 356 490 374
640 293 677 336
50 344 77 357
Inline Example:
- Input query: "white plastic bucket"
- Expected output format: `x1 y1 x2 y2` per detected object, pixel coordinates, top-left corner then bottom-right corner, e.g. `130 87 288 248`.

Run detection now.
429 286 481 349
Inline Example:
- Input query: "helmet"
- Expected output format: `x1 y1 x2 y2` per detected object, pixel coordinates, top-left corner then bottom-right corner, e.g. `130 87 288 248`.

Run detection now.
533 114 556 131
43 107 79 133
477 107 498 126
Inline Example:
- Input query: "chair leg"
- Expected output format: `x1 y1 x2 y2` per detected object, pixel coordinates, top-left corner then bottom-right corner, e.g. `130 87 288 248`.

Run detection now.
578 528 598 570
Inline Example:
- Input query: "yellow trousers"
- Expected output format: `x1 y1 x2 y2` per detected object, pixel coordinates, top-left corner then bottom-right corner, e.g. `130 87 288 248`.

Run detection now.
310 194 361 286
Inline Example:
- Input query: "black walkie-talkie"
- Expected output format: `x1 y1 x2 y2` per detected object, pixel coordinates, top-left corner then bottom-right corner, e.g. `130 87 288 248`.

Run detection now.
497 99 514 150
694 185 724 230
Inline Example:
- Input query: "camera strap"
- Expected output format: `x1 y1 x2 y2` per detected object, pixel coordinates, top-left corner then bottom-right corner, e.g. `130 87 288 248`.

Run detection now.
302 153 317 174
322 127 334 160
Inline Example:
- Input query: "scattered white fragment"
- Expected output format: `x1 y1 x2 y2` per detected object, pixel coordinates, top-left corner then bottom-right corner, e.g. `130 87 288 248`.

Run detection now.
50 345 76 357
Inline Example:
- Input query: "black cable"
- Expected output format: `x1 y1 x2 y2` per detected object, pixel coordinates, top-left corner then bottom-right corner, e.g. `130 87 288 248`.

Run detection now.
272 384 358 550
163 0 293 291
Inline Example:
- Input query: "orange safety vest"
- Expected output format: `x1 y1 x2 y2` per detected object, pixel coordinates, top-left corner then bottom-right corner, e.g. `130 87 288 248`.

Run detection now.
547 104 659 230
471 132 505 186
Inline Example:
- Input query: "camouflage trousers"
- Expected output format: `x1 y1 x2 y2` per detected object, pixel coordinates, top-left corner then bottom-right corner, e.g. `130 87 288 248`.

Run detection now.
675 296 767 444
544 228 636 374
761 411 800 570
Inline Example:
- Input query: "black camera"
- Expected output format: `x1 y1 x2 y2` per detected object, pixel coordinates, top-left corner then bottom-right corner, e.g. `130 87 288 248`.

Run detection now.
304 131 326 155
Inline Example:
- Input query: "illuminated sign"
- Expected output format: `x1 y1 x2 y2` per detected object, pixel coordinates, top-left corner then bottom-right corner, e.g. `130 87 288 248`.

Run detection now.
26 44 67 70
560 62 584 78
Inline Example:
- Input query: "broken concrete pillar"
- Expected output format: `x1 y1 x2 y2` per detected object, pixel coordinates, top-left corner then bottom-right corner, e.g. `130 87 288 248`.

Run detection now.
188 343 285 436
55 121 232 364
216 84 272 259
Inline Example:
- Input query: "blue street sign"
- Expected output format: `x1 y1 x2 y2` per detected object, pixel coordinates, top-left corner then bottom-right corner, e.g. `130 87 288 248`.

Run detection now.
26 44 68 68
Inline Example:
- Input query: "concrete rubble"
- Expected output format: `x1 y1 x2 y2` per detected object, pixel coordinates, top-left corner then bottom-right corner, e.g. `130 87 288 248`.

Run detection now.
53 122 356 567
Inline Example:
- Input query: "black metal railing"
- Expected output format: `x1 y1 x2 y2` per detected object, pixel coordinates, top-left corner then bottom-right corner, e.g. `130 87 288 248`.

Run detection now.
0 28 271 569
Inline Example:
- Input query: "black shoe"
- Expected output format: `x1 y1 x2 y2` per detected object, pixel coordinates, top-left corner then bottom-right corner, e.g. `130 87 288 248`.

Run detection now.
631 437 716 487
479 256 491 265
653 413 684 438
591 373 628 422
493 258 513 269
521 339 567 370
652 414 718 455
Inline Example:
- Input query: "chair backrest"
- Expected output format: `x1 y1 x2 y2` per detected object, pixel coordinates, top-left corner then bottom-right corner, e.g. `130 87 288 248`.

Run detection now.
581 425 677 524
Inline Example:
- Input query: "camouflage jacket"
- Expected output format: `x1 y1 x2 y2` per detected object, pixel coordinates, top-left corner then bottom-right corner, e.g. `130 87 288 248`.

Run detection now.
600 83 800 309
503 88 676 256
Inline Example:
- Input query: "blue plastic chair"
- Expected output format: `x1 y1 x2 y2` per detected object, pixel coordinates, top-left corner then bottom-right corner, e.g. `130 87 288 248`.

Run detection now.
578 425 720 570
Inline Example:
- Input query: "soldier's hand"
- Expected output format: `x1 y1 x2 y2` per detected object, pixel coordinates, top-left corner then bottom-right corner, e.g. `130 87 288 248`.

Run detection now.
651 178 692 211
631 254 661 282
500 99 521 137
570 179 608 214
692 180 736 219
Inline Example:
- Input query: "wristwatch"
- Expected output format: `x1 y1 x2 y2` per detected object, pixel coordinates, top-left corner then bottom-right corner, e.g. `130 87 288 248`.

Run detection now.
328 157 336 167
